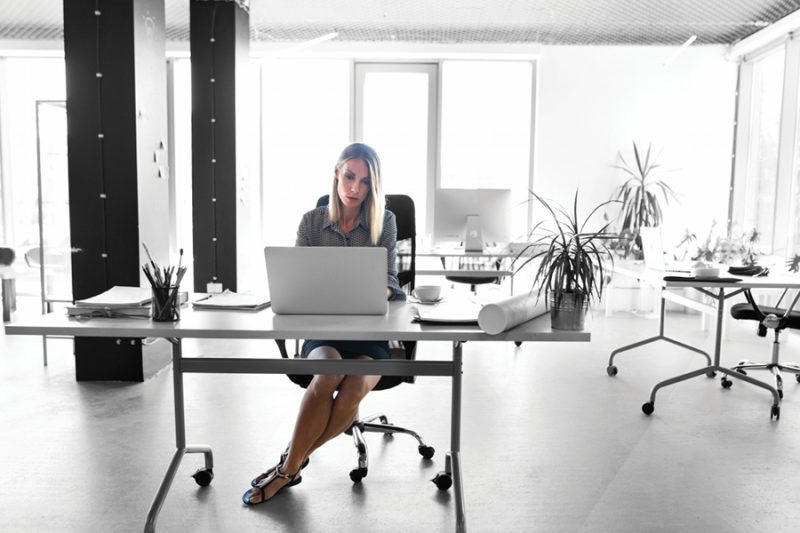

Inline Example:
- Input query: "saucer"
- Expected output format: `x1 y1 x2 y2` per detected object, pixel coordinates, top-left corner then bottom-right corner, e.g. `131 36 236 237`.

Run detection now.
409 296 444 305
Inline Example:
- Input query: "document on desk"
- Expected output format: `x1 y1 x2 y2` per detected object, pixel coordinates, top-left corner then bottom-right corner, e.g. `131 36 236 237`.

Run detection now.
74 285 152 307
413 299 481 324
192 290 270 311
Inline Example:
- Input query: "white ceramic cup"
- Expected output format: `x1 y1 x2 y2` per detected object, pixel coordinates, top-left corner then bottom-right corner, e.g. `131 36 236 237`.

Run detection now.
412 285 441 302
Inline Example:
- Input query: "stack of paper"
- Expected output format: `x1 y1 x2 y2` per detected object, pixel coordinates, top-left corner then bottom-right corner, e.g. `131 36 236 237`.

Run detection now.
414 299 482 324
67 286 154 318
192 290 270 311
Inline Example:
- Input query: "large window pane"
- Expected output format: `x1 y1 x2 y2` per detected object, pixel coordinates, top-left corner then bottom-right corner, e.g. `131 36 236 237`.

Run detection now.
357 64 434 235
35 100 72 302
440 60 532 190
1 58 66 299
261 59 349 245
744 48 784 252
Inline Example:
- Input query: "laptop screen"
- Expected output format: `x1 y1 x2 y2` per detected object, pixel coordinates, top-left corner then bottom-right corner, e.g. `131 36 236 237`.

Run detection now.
264 246 389 315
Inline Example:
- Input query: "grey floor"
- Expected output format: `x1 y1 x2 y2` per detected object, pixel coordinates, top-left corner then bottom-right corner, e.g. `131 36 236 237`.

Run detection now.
3 301 800 533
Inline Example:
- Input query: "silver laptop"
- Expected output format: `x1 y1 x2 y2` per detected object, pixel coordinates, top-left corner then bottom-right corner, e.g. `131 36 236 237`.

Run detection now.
264 246 389 315
640 227 691 273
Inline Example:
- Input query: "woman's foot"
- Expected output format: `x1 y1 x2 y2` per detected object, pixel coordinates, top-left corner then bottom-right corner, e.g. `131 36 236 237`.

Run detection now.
251 451 310 487
242 465 302 505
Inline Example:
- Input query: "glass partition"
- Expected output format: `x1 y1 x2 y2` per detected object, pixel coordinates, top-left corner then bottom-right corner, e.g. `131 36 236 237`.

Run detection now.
34 100 72 307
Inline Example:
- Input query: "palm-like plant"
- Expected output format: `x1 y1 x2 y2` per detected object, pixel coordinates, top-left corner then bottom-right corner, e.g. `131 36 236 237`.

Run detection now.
513 190 617 306
612 141 677 257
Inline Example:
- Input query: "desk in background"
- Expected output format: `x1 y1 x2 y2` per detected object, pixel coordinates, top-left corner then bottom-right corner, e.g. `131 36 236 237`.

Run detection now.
5 301 588 533
607 264 800 419
402 244 519 291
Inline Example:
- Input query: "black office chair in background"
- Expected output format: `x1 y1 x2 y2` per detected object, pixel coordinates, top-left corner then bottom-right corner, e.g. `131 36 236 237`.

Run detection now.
442 255 502 293
275 193 435 484
725 289 800 409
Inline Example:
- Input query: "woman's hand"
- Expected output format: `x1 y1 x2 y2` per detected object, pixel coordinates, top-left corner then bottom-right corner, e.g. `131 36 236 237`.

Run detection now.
387 288 392 300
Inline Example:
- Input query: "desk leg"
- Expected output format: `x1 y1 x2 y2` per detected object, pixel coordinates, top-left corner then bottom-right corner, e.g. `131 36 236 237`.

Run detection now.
450 341 466 533
642 289 781 419
607 296 712 376
145 340 214 533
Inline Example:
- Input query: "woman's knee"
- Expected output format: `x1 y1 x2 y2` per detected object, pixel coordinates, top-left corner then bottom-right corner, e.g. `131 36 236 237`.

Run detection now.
308 373 344 396
337 375 379 405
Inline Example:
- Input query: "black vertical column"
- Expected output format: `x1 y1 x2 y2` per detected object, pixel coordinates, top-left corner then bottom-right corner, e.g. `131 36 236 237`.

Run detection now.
64 0 169 381
190 0 250 293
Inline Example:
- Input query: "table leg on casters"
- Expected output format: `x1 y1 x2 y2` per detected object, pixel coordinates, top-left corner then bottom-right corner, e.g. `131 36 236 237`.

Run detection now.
641 288 782 419
145 340 214 532
451 341 466 533
607 296 711 376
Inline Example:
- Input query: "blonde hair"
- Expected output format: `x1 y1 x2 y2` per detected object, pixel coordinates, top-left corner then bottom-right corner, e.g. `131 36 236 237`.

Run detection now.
329 142 385 245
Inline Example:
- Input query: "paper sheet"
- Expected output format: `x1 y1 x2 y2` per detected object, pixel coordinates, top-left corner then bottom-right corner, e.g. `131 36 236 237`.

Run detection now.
477 292 548 335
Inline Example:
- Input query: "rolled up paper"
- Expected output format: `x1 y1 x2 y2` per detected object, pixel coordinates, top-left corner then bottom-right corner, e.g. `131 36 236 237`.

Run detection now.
478 292 547 335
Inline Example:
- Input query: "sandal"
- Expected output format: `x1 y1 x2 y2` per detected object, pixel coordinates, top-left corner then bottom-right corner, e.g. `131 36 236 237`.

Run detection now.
251 450 310 487
242 465 302 506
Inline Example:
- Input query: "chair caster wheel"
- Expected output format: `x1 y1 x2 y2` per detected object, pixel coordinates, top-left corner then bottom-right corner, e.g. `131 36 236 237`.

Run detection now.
191 468 214 487
432 471 452 491
349 467 367 483
778 389 784 400
721 377 732 389
418 444 435 459
642 402 654 415
735 368 747 375
607 365 618 377
514 341 522 347
771 405 781 420
705 370 716 378
796 373 800 383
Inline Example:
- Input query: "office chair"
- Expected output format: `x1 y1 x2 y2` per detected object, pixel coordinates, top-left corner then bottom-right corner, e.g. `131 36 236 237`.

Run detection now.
275 193 433 484
442 255 502 293
725 289 800 402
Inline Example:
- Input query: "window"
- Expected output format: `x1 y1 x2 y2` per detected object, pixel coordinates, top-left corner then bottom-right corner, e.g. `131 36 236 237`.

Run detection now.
741 48 785 252
260 58 350 245
0 58 67 298
355 63 437 236
439 60 533 190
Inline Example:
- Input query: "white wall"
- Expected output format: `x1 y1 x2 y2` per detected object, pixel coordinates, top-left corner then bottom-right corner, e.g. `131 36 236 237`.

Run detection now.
534 45 737 250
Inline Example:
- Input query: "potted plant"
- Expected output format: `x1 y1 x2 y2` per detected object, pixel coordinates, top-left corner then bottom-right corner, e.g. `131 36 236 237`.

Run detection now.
611 141 677 258
513 190 617 331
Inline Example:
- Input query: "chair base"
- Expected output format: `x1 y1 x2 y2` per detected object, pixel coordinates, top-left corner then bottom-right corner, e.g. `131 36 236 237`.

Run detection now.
345 411 434 483
733 360 800 400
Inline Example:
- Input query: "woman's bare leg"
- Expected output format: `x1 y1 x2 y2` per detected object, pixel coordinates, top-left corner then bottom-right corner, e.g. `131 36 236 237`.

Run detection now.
247 353 381 503
247 347 344 503
306 357 380 455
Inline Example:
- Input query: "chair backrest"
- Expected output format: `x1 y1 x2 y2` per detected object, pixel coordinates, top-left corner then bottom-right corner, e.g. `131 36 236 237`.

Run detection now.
316 193 416 291
276 193 419 390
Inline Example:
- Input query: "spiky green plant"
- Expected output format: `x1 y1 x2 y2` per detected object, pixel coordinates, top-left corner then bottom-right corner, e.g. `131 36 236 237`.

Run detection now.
612 141 677 257
512 190 617 305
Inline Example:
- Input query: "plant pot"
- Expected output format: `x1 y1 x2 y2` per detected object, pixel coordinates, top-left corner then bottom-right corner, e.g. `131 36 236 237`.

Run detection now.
550 292 589 331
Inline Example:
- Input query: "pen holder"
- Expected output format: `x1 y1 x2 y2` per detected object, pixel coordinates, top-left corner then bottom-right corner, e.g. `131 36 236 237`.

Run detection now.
152 285 180 322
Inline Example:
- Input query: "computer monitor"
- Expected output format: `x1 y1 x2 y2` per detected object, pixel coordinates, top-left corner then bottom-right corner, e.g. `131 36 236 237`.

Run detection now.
433 188 512 246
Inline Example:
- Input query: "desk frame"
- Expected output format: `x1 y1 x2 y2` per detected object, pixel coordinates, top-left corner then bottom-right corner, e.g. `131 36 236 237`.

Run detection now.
607 270 800 419
5 302 587 532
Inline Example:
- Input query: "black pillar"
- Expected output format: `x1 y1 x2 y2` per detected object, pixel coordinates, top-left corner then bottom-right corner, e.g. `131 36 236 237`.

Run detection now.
64 0 170 381
190 0 250 293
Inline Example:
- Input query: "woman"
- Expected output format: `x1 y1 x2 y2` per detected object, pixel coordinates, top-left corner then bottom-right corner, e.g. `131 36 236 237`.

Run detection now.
243 142 405 505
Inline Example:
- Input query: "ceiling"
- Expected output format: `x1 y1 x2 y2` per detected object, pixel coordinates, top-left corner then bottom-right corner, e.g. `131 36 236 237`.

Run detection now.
0 0 799 47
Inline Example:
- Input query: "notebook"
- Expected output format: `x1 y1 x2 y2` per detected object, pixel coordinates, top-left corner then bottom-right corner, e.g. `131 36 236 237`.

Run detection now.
264 246 389 315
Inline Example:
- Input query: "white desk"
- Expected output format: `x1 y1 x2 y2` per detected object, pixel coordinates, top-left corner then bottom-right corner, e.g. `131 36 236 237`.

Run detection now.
5 301 588 532
405 246 519 293
607 266 800 419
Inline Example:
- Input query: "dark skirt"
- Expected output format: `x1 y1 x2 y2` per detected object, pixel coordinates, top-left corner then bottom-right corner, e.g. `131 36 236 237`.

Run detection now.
300 340 391 360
